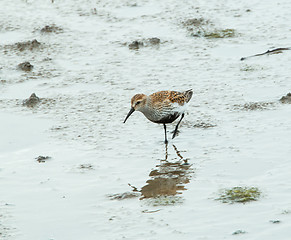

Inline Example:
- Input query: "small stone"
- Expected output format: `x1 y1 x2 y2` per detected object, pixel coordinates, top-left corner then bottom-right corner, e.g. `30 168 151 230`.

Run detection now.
148 37 160 45
270 220 281 224
279 93 291 104
23 93 40 107
18 61 33 71
128 40 144 50
232 230 246 235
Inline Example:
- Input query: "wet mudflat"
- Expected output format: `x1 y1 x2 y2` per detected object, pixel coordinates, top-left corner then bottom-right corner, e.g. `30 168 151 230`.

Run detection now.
1 0 291 239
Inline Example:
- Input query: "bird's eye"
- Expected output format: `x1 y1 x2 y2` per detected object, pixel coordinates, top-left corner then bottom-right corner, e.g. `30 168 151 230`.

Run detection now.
136 101 141 105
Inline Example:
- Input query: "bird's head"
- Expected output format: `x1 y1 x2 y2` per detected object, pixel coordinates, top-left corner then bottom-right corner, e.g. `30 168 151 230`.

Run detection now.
124 94 147 123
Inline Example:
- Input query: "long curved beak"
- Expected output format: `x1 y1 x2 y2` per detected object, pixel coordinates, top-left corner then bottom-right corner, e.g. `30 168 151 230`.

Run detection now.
123 107 135 123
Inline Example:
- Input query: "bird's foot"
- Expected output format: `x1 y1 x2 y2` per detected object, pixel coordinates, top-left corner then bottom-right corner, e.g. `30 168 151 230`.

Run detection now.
171 129 180 139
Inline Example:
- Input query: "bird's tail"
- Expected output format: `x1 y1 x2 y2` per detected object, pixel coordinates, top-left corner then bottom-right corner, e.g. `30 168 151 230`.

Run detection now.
184 89 193 103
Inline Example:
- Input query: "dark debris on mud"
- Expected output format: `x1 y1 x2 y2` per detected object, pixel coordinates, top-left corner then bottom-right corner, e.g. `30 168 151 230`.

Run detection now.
193 122 217 128
182 18 210 26
35 155 51 163
0 206 16 239
127 37 161 50
79 164 94 170
40 24 63 34
233 101 276 111
279 93 291 104
182 18 210 30
181 119 216 129
269 220 281 224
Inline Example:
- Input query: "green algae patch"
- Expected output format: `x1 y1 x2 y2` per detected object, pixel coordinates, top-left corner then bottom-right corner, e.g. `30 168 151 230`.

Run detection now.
192 28 236 38
182 18 236 39
216 186 261 203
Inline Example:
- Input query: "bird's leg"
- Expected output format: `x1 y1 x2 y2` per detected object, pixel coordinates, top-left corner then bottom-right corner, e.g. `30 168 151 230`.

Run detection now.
164 142 168 160
172 113 184 139
163 123 168 144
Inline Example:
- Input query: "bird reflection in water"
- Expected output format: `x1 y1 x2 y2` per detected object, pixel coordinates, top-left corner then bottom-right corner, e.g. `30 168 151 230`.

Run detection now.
140 144 193 200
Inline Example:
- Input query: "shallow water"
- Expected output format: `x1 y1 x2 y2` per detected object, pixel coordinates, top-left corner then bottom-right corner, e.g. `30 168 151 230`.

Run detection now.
1 0 291 239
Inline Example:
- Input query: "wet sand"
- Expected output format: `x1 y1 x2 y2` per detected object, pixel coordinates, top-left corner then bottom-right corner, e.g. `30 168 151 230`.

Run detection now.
1 0 291 239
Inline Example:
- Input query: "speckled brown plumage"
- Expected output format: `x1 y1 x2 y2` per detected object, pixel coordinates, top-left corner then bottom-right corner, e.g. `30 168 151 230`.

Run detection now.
150 90 192 106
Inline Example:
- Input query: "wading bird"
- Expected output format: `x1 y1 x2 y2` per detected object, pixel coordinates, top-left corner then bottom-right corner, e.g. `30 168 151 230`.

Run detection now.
124 89 193 144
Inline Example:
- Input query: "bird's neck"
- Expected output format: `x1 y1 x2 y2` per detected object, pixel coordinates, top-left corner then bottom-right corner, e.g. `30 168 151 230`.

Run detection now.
138 97 160 121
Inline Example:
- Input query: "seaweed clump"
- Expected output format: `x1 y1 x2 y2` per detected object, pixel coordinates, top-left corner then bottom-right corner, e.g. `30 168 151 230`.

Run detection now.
216 186 261 203
15 39 41 51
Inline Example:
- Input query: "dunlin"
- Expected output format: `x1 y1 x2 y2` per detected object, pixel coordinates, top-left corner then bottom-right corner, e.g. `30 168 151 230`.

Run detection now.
124 89 193 144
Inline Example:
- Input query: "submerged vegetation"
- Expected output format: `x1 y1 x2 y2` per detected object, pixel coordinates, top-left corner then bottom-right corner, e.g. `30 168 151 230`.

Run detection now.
192 28 236 39
182 17 236 39
216 186 261 203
